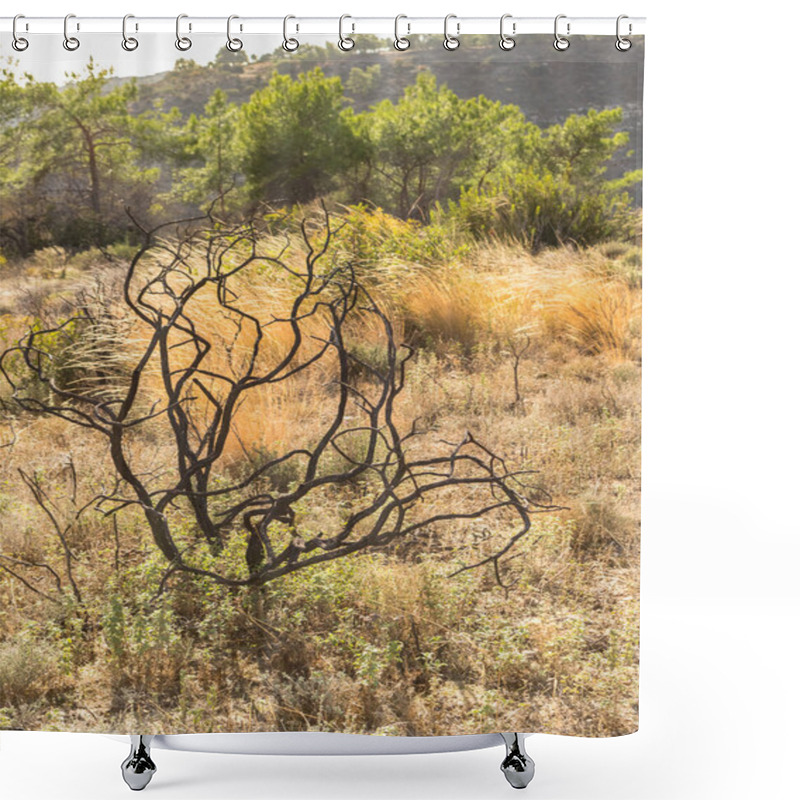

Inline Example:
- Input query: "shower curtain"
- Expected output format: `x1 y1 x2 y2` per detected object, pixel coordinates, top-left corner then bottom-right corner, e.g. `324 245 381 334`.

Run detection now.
0 24 643 739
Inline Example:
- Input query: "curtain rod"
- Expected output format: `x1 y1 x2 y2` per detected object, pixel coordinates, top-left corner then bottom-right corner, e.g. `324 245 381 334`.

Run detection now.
1 16 646 38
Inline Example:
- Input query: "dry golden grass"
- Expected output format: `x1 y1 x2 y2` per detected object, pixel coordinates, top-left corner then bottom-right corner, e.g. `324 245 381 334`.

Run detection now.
372 240 642 361
541 276 640 358
398 270 493 353
0 232 640 737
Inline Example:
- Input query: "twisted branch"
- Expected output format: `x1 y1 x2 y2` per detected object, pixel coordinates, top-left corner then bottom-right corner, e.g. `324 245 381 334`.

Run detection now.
1 204 562 590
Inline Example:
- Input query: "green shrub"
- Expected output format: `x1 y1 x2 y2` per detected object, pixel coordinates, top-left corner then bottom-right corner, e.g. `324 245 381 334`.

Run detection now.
335 205 468 272
101 554 191 695
347 339 390 381
443 107 642 252
448 169 641 253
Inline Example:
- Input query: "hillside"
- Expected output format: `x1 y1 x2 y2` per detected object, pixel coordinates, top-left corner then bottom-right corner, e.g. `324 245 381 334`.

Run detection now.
128 37 644 201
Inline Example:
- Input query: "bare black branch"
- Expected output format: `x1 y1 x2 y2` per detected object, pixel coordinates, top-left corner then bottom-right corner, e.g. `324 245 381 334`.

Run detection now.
0 205 562 590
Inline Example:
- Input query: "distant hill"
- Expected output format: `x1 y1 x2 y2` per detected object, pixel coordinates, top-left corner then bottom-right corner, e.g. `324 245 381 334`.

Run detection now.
128 36 644 203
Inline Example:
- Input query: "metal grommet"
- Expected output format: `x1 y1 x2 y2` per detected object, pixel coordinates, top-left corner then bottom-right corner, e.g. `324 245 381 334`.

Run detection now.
12 14 29 51
63 13 80 51
338 14 355 51
443 14 460 51
176 13 192 51
394 14 410 50
282 15 299 52
122 14 139 51
499 13 516 51
553 14 570 51
615 14 632 51
226 15 243 52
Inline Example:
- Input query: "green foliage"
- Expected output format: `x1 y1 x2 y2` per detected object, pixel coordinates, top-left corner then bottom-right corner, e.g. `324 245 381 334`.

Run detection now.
355 72 530 221
349 35 391 53
174 58 199 72
446 109 641 251
213 45 249 71
0 60 157 253
1 60 640 257
345 64 383 105
353 638 404 688
102 586 187 694
173 89 243 213
452 171 640 251
239 68 362 204
132 102 191 175
358 72 462 218
99 539 249 693
334 204 467 271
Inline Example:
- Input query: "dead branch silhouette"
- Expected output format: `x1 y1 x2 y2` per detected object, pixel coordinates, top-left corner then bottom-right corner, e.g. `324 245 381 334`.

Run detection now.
0 203 563 590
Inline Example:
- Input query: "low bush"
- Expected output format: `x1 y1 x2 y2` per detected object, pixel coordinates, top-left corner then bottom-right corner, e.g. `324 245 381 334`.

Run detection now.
448 170 641 253
0 633 66 706
334 205 468 274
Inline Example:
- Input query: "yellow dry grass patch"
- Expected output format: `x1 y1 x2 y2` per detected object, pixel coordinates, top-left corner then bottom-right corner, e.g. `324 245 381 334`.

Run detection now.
120 251 350 462
541 276 640 357
388 245 640 360
223 376 327 466
399 271 492 352
0 229 641 738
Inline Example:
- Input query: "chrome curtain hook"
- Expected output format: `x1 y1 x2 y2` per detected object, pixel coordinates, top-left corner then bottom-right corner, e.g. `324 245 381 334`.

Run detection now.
63 14 80 51
443 14 460 51
12 14 29 51
553 14 570 51
499 13 516 51
122 14 139 51
338 14 355 51
394 14 410 50
282 15 299 51
226 15 243 51
615 14 632 51
176 14 192 51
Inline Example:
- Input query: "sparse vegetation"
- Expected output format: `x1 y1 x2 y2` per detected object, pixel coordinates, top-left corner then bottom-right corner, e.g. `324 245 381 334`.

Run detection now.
0 50 640 738
0 214 639 736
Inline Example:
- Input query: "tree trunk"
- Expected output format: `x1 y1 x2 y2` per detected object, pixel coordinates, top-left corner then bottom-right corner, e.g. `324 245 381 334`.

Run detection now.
83 129 104 245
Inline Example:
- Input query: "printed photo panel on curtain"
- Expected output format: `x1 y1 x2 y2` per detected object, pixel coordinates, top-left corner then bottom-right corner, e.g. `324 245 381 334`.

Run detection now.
0 29 643 737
